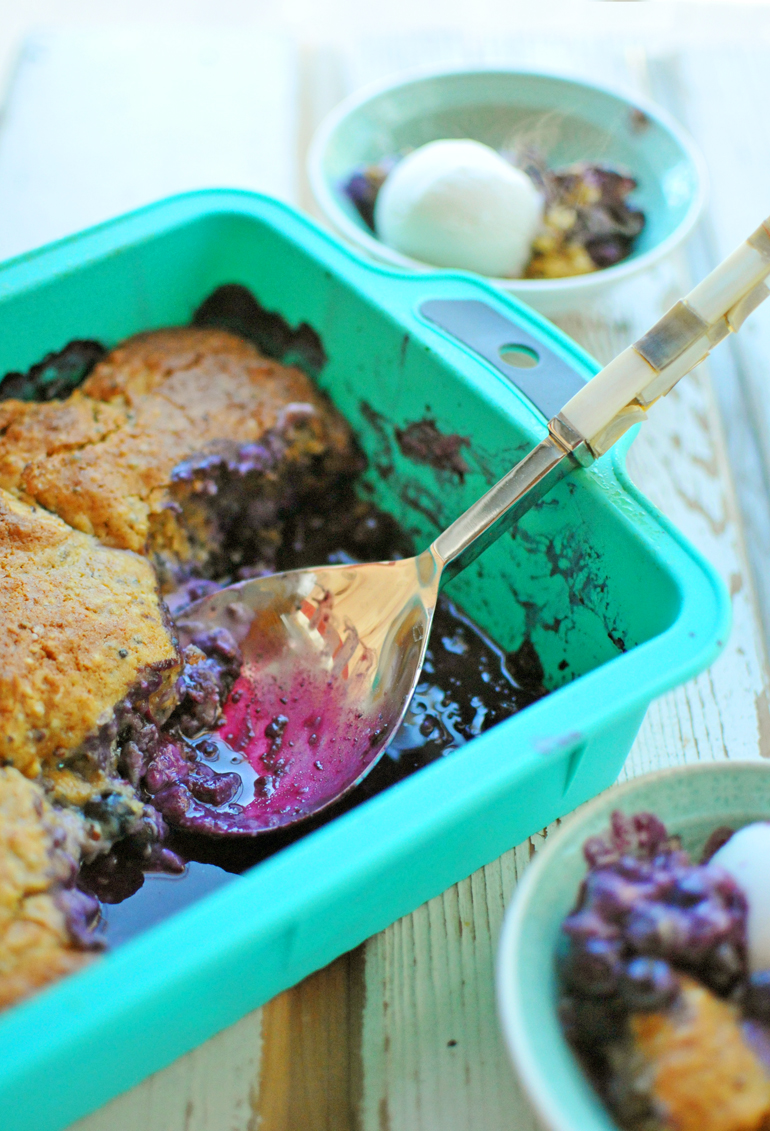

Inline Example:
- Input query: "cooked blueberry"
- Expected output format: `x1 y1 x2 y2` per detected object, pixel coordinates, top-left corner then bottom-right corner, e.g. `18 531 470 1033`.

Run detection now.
625 902 691 958
629 812 669 857
744 971 770 1023
561 908 621 943
615 855 653 882
619 957 679 1011
584 835 621 869
563 937 623 997
187 767 240 807
669 868 715 907
703 941 745 994
586 236 632 269
584 870 653 921
686 902 734 957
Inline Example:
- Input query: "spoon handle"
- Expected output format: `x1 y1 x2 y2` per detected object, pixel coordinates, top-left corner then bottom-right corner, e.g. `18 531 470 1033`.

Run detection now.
431 425 589 578
558 215 770 457
432 216 770 581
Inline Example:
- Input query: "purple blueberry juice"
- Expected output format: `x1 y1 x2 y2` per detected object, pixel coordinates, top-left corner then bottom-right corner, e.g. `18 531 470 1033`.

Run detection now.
82 489 547 945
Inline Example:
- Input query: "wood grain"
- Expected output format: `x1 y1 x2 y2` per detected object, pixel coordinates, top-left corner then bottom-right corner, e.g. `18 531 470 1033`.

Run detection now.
648 45 770 647
69 1008 263 1131
63 9 770 1131
257 947 365 1131
359 840 546 1131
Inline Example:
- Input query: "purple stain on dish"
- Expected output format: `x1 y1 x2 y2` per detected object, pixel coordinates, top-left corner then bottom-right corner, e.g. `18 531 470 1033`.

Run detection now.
395 419 471 481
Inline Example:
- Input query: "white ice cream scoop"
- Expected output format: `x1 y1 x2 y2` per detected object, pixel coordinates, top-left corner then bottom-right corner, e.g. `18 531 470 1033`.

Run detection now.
374 139 543 278
712 822 770 973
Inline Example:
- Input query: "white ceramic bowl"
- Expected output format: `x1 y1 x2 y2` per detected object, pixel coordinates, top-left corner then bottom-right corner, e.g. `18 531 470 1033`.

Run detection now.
308 67 707 316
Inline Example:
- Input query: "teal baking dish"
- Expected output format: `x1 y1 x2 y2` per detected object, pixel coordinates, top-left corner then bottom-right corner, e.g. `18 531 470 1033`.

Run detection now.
0 191 728 1131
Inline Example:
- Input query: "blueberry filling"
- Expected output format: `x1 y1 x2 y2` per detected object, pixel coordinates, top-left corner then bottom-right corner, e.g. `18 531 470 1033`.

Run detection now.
77 487 548 932
557 811 757 1127
5 291 551 950
161 418 365 585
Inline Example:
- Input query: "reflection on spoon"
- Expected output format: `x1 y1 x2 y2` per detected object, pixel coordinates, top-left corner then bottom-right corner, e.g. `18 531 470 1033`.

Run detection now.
169 213 770 834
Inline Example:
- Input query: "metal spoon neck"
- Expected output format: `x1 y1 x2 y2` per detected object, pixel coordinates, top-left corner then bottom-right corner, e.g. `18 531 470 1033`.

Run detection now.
429 418 593 583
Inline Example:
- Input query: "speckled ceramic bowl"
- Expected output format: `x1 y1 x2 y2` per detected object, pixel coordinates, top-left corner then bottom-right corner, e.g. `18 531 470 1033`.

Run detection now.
496 762 770 1131
308 68 706 317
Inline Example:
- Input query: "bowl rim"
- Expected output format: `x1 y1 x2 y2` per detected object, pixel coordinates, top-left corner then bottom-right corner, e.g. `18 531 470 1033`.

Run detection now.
307 63 708 295
495 760 770 1131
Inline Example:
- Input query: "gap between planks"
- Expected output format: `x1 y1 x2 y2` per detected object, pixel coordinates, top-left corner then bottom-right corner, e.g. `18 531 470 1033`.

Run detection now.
72 293 770 1131
256 947 365 1131
70 13 770 1131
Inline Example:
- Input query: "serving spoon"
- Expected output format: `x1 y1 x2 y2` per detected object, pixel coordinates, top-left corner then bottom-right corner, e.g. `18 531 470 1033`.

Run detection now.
174 215 770 835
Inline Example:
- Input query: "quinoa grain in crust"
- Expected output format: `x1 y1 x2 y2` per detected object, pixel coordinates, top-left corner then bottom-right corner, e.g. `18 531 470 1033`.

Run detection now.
0 767 99 1011
0 489 180 780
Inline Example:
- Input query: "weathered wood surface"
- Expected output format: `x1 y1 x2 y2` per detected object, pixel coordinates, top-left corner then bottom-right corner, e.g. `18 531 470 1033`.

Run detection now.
49 7 770 1130
0 27 299 261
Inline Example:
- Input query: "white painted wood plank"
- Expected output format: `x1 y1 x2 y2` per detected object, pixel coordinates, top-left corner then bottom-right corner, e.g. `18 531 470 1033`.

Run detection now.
361 842 544 1131
0 27 299 261
51 10 770 1131
69 1008 262 1131
332 29 770 1131
645 45 770 642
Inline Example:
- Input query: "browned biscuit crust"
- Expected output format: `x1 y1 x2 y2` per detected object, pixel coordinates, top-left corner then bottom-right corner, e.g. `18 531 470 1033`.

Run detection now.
0 328 354 571
0 490 179 777
0 767 92 1011
0 325 358 1010
630 976 770 1131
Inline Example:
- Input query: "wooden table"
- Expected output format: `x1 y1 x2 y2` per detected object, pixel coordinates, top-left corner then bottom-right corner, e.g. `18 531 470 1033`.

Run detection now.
1 5 765 1128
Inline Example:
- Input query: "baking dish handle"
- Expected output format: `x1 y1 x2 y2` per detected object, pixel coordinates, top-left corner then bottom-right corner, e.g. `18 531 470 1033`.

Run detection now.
417 296 587 422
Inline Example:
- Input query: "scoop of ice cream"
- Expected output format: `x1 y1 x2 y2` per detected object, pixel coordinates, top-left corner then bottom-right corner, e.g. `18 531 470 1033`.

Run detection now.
712 822 770 973
374 139 543 278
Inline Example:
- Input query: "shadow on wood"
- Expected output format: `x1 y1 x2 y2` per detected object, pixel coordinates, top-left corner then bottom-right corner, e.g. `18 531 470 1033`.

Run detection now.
253 947 366 1131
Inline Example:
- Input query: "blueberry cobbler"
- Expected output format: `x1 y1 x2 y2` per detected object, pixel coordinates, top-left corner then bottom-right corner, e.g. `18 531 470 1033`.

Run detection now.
0 318 363 1005
559 811 770 1131
0 297 547 1010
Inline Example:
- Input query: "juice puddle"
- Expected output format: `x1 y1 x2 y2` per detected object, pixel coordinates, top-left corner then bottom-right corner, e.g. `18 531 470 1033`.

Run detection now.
82 491 546 945
89 596 545 945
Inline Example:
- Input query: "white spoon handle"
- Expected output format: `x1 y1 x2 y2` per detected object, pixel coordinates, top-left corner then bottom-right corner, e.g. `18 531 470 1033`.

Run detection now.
431 215 770 580
557 217 770 456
